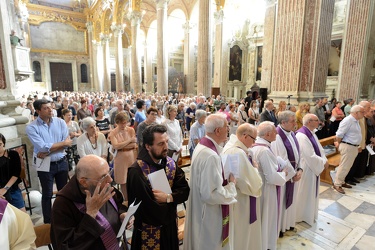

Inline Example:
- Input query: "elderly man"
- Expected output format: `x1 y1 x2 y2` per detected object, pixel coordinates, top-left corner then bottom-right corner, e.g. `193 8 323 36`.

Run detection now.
333 105 364 194
127 124 190 250
188 109 207 157
311 98 326 139
184 114 237 250
259 100 278 126
271 111 301 236
110 100 125 125
295 114 328 225
51 155 128 249
222 123 263 250
251 121 288 250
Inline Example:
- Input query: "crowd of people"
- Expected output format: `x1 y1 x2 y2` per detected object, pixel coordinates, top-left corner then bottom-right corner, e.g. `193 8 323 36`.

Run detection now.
2 89 375 249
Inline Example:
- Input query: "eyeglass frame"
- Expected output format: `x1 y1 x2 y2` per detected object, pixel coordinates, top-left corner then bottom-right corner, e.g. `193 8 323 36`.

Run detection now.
244 133 256 141
82 168 114 183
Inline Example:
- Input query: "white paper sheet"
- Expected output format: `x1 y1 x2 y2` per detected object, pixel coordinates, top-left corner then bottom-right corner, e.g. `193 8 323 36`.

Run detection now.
221 154 240 179
117 200 142 238
330 116 336 122
148 169 172 194
33 153 51 172
366 144 375 155
172 152 179 162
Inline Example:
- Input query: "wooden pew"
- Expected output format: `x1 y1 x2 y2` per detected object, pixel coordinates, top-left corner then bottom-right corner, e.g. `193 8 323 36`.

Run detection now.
178 138 191 168
319 136 340 184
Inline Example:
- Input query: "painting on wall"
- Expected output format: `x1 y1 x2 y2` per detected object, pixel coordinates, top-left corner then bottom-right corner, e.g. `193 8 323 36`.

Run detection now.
168 67 184 94
229 45 242 81
256 46 263 81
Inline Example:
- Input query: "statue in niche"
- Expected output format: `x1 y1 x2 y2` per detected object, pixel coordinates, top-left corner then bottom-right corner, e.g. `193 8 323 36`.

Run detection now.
229 45 242 81
10 30 23 46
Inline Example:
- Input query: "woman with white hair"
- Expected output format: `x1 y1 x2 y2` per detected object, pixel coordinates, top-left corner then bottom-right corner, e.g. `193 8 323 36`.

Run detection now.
77 117 108 159
237 104 249 125
188 110 207 157
185 102 196 131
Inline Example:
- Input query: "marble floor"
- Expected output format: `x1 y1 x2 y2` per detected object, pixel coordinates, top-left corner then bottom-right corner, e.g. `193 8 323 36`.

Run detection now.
31 166 375 249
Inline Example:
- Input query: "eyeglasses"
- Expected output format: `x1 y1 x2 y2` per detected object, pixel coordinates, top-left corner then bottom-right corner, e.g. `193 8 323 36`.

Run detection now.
83 168 114 183
310 119 319 122
245 134 256 141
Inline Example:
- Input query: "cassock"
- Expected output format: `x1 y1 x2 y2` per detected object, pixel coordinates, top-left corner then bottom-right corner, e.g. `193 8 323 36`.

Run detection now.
184 136 237 250
271 126 299 233
0 199 36 250
222 134 263 250
51 175 127 250
127 147 190 250
295 127 327 225
251 137 287 250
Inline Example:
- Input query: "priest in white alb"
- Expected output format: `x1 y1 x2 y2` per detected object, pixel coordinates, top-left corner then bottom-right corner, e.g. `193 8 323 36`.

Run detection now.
271 111 301 236
251 121 288 250
222 123 263 250
295 114 328 225
184 114 237 250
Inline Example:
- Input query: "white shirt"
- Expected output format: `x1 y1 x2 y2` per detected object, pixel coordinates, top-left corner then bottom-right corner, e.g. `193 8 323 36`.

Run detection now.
163 118 183 151
336 115 361 145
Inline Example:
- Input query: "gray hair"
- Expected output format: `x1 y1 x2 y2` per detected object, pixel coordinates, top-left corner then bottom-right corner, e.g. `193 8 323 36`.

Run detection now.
257 121 275 137
350 105 362 113
264 100 273 110
278 111 296 124
238 104 245 111
81 117 96 131
303 114 318 126
195 109 207 120
190 102 196 108
205 114 226 133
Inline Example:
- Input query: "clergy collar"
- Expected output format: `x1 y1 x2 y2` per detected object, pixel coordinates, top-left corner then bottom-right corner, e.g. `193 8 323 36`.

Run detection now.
279 125 291 134
205 135 223 154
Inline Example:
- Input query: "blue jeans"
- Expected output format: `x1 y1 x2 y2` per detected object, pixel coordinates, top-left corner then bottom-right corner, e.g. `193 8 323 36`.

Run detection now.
38 157 68 223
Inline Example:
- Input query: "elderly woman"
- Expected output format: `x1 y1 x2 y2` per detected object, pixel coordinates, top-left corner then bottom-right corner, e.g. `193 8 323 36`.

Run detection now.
62 109 81 170
108 112 137 201
237 104 248 125
188 110 207 157
185 102 196 131
77 117 108 159
163 105 183 161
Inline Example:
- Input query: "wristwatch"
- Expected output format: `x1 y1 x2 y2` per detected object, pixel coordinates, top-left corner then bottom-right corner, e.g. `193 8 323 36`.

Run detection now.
4 186 10 190
166 194 171 203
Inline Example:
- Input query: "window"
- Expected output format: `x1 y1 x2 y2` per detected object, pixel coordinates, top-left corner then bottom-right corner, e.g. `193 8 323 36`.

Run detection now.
81 64 88 83
33 61 42 82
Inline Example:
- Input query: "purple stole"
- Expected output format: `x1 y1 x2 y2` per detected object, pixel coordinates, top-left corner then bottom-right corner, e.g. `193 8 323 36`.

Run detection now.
74 198 120 250
253 143 282 221
276 126 300 209
238 147 257 224
137 157 176 250
297 126 321 197
199 136 230 246
0 199 8 223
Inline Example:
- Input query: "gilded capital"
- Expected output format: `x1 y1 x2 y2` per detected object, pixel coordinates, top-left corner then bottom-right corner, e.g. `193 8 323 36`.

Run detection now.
111 24 125 37
214 9 224 24
127 10 143 26
155 0 170 9
86 22 93 32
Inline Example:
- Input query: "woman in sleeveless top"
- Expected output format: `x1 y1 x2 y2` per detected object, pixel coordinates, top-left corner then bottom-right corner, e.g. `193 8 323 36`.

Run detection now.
248 100 259 125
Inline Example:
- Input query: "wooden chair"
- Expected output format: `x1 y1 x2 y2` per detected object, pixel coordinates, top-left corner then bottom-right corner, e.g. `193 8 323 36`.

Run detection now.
34 224 53 250
319 136 341 184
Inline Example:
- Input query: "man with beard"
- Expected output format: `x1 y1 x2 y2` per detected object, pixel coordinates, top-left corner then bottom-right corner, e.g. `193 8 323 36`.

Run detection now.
51 155 128 249
127 124 190 250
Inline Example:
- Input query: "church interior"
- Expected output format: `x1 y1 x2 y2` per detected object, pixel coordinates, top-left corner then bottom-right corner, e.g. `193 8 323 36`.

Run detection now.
1 0 375 249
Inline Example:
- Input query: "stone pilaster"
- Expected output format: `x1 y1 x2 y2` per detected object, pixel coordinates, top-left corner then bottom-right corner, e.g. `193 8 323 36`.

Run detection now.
123 48 131 92
338 0 375 100
101 34 112 92
269 0 335 105
86 22 94 90
183 21 195 95
127 11 142 94
213 9 224 90
92 40 103 91
261 0 277 92
197 0 212 96
111 24 124 92
155 0 169 95
144 41 153 93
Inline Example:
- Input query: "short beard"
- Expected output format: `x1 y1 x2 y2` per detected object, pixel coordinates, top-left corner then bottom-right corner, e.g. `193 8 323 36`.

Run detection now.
150 148 168 161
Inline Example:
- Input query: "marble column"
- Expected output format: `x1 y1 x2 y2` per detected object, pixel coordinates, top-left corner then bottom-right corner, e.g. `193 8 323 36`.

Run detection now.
101 34 112 92
127 11 142 94
213 9 224 89
92 40 103 91
86 22 95 90
155 0 169 95
123 48 131 92
111 24 124 92
197 0 212 96
269 0 335 105
183 21 195 95
338 0 375 100
144 41 153 93
261 0 277 92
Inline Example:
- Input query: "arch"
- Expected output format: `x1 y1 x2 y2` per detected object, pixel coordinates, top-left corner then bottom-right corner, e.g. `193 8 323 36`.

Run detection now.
102 8 113 35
